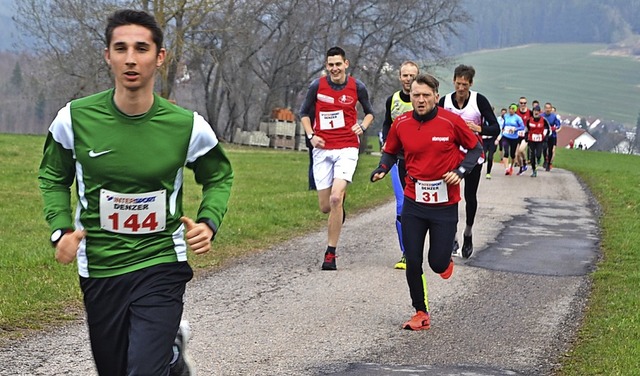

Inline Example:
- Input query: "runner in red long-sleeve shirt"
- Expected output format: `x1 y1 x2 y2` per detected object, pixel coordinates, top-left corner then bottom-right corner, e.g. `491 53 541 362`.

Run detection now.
371 74 482 331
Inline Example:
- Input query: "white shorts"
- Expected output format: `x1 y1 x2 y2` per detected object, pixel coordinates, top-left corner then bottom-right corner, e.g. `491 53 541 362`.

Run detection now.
312 147 359 190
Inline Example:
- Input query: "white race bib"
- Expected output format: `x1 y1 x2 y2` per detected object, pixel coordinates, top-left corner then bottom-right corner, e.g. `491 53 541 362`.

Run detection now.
504 126 516 135
319 110 346 130
414 179 449 204
100 189 166 234
532 133 543 142
517 130 526 138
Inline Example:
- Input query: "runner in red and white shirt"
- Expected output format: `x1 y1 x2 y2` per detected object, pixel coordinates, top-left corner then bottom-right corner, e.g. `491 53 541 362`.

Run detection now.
371 74 482 331
299 46 374 271
525 105 550 177
438 64 500 258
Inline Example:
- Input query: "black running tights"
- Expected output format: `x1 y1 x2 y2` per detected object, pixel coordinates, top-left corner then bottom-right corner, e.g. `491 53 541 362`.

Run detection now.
401 199 458 312
528 142 544 171
464 163 482 227
483 138 497 174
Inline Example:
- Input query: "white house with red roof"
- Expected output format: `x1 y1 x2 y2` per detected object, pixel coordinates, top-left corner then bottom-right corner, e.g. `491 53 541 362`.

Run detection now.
557 126 596 150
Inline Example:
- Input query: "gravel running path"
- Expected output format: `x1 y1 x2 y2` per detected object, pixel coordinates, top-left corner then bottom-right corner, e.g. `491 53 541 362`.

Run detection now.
0 167 597 376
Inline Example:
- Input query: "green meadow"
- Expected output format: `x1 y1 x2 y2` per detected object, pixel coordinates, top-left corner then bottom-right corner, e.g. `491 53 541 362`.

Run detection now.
434 43 640 127
2 133 639 374
0 134 393 338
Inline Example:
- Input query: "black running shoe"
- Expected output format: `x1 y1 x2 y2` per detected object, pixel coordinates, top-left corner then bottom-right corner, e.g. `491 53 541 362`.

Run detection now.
321 252 337 270
452 239 460 257
461 235 473 259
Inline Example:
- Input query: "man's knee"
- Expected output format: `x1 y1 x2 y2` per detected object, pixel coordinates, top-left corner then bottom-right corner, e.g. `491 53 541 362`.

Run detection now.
317 189 331 213
319 203 331 213
430 258 450 274
329 193 343 208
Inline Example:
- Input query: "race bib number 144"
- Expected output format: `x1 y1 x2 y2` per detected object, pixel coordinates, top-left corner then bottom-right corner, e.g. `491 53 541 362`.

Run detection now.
100 189 166 234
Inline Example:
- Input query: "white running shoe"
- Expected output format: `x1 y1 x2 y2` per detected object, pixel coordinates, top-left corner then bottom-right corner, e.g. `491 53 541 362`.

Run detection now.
170 320 196 376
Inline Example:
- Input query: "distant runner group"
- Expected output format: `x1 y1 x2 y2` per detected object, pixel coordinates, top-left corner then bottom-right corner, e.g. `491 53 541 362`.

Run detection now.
493 97 562 178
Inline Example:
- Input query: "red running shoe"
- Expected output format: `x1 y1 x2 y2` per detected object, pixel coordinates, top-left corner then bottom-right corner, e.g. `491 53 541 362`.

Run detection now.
402 311 430 331
440 258 454 279
321 252 337 270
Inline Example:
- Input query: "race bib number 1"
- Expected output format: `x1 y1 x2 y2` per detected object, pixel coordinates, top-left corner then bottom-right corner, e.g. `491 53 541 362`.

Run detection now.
318 110 346 130
100 189 166 234
415 179 449 204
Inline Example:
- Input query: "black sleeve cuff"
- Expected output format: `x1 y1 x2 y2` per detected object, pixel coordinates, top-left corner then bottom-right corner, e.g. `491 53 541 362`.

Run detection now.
196 218 218 239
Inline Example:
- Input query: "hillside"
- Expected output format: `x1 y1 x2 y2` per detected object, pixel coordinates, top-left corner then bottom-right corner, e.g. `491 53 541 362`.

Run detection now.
434 43 640 127
452 0 640 55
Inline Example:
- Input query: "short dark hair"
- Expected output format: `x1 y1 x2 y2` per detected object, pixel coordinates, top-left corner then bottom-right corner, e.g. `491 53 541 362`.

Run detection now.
105 9 164 52
412 73 439 93
326 46 346 60
453 64 475 83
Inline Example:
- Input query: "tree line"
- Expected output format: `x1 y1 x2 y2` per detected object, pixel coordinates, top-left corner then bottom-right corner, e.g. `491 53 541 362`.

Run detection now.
3 0 468 138
450 0 640 54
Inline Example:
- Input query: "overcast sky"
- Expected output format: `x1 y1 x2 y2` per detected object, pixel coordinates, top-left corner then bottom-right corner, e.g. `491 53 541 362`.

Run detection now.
0 0 17 51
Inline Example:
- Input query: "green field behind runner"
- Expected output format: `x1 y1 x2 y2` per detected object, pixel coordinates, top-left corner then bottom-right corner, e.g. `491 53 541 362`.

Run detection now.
433 43 640 128
2 133 640 374
0 134 393 340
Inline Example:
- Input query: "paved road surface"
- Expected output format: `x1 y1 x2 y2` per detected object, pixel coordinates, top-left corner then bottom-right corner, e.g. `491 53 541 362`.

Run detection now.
1 167 599 375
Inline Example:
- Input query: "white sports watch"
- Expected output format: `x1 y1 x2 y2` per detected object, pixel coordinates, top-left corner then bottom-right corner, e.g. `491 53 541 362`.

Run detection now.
50 228 72 247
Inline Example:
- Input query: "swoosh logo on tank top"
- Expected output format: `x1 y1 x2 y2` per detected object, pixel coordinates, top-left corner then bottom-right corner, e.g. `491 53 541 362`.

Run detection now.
88 150 113 158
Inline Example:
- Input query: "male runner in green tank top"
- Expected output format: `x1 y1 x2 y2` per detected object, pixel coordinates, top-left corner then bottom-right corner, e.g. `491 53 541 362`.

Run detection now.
38 9 233 376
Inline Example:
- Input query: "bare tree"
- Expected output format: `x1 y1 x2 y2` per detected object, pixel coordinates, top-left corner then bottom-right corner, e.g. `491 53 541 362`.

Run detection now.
340 0 467 105
187 0 468 139
13 0 469 139
139 0 222 99
13 0 115 103
13 0 222 101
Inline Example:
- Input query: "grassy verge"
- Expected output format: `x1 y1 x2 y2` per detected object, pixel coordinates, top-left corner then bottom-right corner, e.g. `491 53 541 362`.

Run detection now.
0 134 392 340
554 148 640 375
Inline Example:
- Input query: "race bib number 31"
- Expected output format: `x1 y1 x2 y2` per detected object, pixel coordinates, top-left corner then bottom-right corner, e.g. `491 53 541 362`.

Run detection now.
415 179 449 204
100 189 166 234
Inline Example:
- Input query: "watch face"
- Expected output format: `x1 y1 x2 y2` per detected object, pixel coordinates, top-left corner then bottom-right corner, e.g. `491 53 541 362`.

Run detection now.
50 229 63 243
